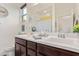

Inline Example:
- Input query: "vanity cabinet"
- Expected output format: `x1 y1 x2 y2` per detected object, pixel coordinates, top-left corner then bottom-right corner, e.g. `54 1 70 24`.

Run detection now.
57 48 79 56
15 43 21 56
37 43 79 56
15 37 37 56
15 37 79 56
27 41 37 56
15 37 27 56
37 43 59 56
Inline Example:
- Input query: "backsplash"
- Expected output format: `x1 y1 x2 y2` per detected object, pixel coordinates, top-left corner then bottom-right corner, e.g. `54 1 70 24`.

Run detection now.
48 33 79 39
65 33 79 39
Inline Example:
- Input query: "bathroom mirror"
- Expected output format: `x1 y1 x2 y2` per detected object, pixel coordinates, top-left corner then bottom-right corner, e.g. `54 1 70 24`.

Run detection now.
24 3 79 33
27 3 52 32
55 3 79 33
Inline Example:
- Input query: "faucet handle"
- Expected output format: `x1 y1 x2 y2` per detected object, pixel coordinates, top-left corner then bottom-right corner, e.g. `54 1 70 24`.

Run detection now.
62 33 65 38
58 33 65 38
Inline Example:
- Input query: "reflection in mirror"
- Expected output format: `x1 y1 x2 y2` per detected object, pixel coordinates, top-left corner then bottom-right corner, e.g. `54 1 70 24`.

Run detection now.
27 3 52 32
55 3 76 33
32 26 36 32
22 25 25 32
21 3 79 33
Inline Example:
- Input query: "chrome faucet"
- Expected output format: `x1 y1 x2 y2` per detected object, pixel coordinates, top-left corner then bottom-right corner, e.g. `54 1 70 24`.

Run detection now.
62 33 65 38
58 33 65 38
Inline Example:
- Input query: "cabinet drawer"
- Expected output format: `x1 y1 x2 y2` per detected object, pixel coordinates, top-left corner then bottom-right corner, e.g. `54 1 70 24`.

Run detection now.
27 48 36 56
15 37 26 46
37 43 59 56
27 41 36 50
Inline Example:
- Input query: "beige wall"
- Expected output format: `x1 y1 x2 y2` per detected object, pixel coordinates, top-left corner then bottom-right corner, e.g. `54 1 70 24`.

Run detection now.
0 4 20 53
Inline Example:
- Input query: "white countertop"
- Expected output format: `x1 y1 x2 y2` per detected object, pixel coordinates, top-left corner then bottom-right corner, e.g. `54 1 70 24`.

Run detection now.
16 34 79 53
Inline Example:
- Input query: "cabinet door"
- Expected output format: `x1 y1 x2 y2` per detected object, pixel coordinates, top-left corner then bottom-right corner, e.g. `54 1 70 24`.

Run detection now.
27 48 36 56
27 41 37 51
27 41 37 56
20 45 27 56
37 43 59 56
15 43 27 56
15 43 21 56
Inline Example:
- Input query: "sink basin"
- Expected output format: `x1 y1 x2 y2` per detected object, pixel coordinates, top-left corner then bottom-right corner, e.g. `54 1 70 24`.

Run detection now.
33 35 42 39
32 33 49 40
42 36 77 45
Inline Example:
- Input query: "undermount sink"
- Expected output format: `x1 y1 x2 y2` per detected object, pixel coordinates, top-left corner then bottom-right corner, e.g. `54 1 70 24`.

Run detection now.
32 33 49 39
33 35 42 39
42 36 77 45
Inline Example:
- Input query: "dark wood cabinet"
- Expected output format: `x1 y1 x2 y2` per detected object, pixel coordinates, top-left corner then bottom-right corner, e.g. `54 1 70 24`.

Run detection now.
15 37 26 46
57 48 79 56
20 45 27 56
15 37 27 56
27 41 37 56
15 37 79 56
37 43 79 56
37 43 59 56
15 43 26 56
15 37 37 56
27 48 36 56
15 43 21 56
